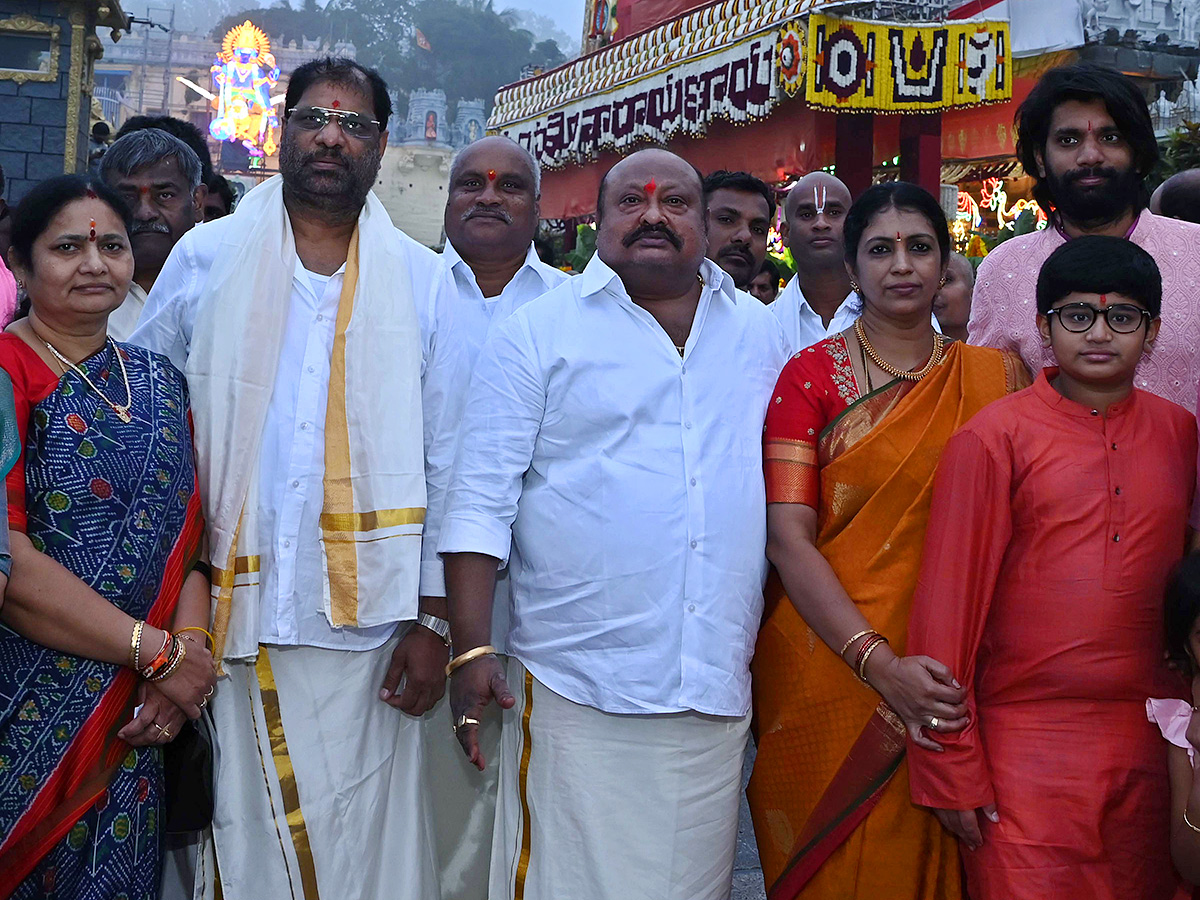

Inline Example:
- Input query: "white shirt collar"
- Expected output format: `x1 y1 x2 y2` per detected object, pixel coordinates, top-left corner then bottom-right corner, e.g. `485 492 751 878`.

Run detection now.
783 275 858 320
443 240 558 292
578 253 737 305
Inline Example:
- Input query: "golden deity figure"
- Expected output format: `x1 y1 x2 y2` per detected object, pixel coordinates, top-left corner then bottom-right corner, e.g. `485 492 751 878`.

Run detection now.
210 21 280 157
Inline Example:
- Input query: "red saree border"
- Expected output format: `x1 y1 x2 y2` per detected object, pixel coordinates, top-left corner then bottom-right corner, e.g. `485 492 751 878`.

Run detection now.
767 706 907 900
0 485 204 896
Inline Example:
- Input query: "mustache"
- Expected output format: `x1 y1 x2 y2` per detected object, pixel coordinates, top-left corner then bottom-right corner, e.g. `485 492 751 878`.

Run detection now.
1062 165 1121 186
719 243 754 261
130 220 170 235
622 223 682 249
462 205 513 224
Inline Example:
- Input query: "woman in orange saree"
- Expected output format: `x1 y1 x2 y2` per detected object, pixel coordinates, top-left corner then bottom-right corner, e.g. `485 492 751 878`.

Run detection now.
747 182 1029 900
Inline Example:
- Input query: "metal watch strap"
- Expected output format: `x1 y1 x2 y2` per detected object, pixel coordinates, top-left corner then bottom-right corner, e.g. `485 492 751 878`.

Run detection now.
417 613 451 646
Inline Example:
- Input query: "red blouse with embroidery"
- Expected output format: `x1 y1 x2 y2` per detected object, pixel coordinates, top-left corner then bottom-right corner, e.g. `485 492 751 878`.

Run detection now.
764 335 863 509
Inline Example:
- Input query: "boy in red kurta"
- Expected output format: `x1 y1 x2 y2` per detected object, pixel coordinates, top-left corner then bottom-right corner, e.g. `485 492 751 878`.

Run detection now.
907 235 1197 900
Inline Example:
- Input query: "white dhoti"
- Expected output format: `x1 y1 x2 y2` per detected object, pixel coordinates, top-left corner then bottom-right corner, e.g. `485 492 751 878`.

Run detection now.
210 635 440 900
490 657 749 900
423 689 502 900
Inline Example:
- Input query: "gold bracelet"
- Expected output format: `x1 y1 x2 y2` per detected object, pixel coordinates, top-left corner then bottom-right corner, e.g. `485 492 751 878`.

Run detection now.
839 629 876 660
445 644 497 678
177 626 215 649
1185 806 1200 834
857 639 886 684
129 620 144 669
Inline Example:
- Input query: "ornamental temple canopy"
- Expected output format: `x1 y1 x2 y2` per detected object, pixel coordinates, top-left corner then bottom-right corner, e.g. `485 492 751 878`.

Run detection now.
486 0 1086 219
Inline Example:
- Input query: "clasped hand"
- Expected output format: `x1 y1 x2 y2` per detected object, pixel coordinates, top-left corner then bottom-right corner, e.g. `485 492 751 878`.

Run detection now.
868 652 968 751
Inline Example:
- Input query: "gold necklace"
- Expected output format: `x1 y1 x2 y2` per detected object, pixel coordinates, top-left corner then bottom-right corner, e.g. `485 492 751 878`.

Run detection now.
674 344 686 357
854 319 944 382
43 337 134 423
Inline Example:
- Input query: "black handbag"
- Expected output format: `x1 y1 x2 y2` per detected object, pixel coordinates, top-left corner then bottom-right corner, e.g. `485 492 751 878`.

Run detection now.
162 706 215 834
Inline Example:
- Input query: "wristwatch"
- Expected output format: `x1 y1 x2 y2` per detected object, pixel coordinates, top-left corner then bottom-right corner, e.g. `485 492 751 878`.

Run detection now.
417 613 451 647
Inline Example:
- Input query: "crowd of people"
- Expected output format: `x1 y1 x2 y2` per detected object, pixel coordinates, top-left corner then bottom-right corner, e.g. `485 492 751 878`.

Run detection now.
1 52 1200 900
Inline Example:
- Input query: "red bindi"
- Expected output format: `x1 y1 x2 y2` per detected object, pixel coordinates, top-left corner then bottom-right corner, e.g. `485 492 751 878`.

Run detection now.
331 99 340 109
896 232 903 242
487 169 497 181
1099 294 1107 305
88 219 96 242
644 178 657 193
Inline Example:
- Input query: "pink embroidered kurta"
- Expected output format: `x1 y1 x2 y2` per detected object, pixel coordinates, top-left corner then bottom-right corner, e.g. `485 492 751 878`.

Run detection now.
969 210 1200 410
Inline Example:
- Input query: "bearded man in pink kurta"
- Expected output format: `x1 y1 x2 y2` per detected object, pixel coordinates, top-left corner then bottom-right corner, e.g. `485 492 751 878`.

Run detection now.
969 63 1200 410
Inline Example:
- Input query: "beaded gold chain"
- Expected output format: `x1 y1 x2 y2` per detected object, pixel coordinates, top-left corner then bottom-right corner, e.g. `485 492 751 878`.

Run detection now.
854 320 944 382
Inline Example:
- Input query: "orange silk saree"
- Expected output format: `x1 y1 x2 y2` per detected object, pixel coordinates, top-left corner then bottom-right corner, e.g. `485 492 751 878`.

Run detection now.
748 340 1027 900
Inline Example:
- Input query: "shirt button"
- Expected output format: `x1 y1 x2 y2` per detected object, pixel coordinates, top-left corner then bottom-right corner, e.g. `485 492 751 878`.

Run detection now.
1090 409 1099 416
316 314 324 322
690 540 698 549
690 477 697 486
1113 533 1120 542
1111 442 1117 450
1115 487 1121 495
308 366 315 374
684 421 693 429
300 422 309 430
688 604 696 613
681 366 686 375
284 540 291 548
292 480 300 488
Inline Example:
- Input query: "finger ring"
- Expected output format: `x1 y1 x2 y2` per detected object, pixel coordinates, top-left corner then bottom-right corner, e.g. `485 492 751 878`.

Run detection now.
929 717 940 729
160 727 173 739
199 697 208 709
204 685 215 698
452 715 480 735
152 723 165 732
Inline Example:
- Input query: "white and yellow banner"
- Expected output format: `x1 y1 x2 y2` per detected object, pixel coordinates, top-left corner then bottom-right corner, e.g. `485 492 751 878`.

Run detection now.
805 13 1012 112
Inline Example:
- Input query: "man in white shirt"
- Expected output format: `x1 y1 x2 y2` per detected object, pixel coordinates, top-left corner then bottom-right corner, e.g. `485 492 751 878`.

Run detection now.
131 58 442 900
99 129 206 341
770 171 857 351
439 148 791 900
421 135 570 900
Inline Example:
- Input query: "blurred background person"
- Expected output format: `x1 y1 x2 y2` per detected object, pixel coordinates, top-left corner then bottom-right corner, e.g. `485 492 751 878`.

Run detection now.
203 174 235 221
933 252 975 343
748 258 782 305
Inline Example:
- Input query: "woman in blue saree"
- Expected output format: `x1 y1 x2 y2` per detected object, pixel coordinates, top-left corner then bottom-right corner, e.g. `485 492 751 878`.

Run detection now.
0 176 216 899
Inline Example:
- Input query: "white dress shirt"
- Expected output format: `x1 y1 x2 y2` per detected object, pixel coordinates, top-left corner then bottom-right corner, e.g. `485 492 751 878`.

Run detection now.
770 275 940 353
420 241 570 606
108 281 147 342
131 216 444 649
438 256 791 716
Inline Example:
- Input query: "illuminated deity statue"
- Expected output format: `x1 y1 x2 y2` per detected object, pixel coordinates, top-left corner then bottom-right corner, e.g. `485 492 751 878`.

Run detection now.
210 21 280 157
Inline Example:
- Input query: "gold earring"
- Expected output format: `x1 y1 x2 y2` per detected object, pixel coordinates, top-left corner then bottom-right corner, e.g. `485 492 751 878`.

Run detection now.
938 275 947 288
849 279 861 295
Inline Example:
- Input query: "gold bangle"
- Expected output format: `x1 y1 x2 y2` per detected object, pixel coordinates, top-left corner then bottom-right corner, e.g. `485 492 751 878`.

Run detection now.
177 626 215 649
1185 806 1200 834
445 644 497 678
839 629 876 660
150 636 187 682
129 620 144 669
857 639 886 684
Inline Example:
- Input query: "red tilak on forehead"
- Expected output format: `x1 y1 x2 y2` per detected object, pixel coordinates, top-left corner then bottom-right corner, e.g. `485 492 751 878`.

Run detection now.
896 232 903 242
1087 120 1093 132
644 178 657 193
1100 293 1107 305
86 188 97 199
331 99 341 109
487 169 497 181
88 219 96 242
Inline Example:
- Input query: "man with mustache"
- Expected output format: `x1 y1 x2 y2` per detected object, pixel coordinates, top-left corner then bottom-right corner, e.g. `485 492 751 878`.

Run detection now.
99 129 206 340
703 169 773 290
420 134 569 900
770 171 860 351
970 63 1200 409
131 58 444 900
439 147 790 900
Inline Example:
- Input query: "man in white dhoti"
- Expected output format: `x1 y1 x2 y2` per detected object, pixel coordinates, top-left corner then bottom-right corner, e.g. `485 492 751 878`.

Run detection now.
421 135 570 900
438 148 791 900
131 57 446 900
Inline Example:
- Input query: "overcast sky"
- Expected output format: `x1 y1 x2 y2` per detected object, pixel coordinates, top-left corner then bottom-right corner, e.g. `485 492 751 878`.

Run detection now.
506 0 583 44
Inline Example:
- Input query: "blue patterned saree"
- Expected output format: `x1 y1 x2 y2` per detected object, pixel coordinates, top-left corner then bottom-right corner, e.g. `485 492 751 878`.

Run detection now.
0 337 203 899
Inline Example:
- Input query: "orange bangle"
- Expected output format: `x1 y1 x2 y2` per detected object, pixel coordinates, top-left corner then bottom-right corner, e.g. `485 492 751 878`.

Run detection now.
140 630 172 680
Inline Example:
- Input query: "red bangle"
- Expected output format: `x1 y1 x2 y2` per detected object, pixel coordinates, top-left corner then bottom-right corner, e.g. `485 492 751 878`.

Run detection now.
853 634 888 681
140 630 172 680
